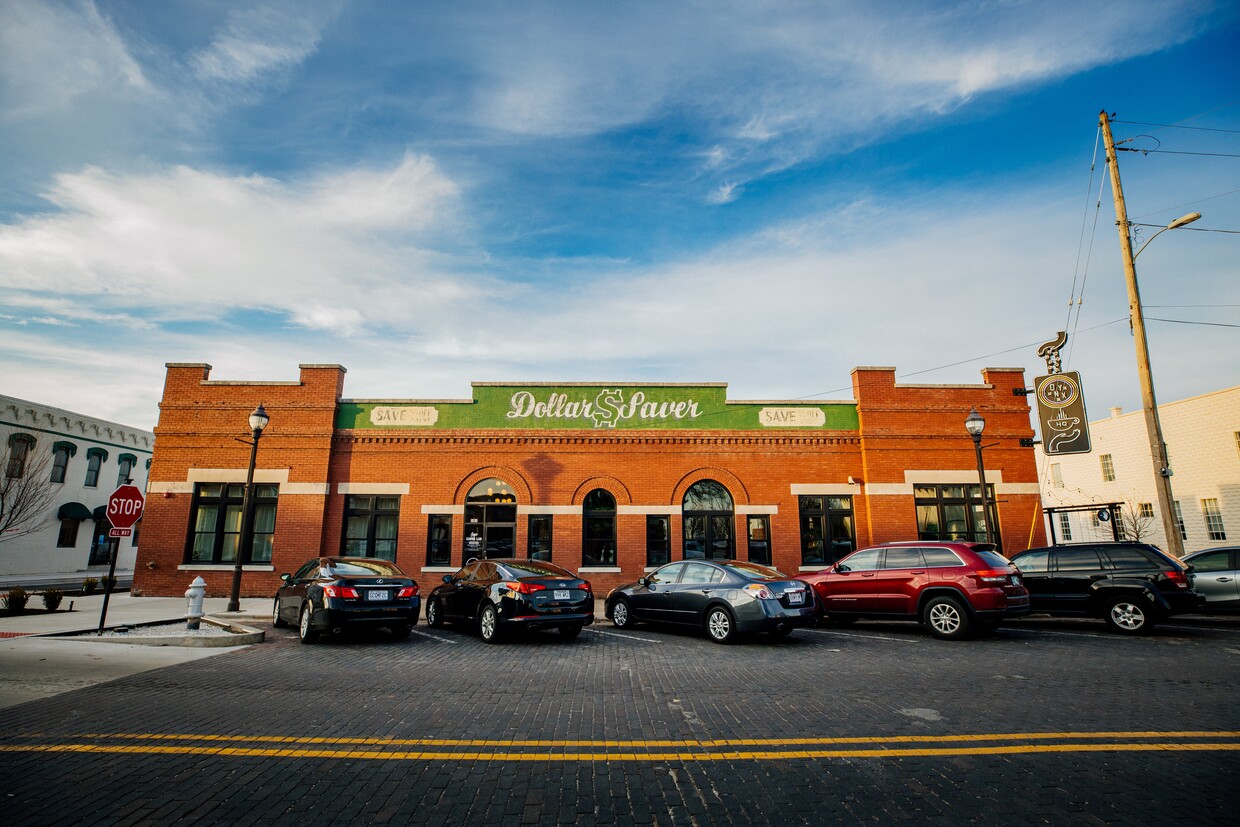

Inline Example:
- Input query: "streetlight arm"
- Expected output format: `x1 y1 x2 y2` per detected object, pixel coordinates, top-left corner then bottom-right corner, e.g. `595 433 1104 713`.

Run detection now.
1133 212 1201 260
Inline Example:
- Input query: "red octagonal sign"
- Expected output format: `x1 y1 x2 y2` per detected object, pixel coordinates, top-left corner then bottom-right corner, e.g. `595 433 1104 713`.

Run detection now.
107 484 145 535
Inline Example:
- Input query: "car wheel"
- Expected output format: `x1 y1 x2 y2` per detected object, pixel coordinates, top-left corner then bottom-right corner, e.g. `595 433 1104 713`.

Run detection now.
559 624 584 640
705 605 736 644
611 598 633 629
479 604 502 644
826 614 857 626
1105 597 1152 634
272 598 287 629
426 597 444 628
390 624 412 641
298 603 319 644
923 595 970 640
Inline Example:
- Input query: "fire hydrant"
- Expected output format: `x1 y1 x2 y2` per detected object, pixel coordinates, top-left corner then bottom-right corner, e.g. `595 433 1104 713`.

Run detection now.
186 576 206 630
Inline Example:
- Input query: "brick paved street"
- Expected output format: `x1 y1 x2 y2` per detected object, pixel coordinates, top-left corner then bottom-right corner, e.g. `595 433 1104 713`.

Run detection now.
1 615 1237 826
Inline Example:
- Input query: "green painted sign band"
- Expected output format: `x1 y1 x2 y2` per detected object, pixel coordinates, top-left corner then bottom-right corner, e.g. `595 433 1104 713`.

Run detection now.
336 385 859 431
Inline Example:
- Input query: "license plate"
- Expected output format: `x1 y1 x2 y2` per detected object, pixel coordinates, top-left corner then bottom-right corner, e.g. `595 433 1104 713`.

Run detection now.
367 590 389 601
553 590 571 600
788 591 804 604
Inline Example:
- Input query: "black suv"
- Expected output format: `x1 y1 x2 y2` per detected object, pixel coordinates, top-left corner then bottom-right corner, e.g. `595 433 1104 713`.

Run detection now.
1008 542 1203 634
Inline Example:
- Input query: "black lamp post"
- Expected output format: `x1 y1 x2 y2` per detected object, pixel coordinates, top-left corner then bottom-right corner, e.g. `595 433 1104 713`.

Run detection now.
964 408 993 545
227 404 269 613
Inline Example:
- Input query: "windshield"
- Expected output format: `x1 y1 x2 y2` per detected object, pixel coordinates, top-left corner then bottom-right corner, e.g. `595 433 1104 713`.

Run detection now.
975 550 1013 568
325 558 406 577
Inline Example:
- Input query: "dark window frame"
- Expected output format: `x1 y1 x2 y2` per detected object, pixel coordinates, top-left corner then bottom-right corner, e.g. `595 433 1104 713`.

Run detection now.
682 480 735 561
747 514 772 565
582 489 617 567
50 441 75 483
341 494 400 561
57 518 80 548
426 514 453 566
645 515 671 568
116 453 137 487
798 495 855 565
84 447 108 488
6 433 35 478
914 484 1000 549
527 514 553 561
184 482 279 565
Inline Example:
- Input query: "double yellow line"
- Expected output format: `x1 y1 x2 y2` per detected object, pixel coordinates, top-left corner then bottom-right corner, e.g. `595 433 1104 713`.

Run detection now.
2 731 1237 762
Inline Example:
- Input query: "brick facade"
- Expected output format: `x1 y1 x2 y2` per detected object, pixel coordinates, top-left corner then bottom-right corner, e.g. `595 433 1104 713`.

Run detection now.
132 363 1046 598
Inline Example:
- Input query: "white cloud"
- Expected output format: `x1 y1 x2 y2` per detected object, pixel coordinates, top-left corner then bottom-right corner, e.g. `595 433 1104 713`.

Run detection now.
0 154 469 336
190 1 342 90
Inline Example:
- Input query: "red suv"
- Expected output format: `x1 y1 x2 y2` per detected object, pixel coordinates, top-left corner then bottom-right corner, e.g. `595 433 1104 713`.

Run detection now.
796 541 1030 640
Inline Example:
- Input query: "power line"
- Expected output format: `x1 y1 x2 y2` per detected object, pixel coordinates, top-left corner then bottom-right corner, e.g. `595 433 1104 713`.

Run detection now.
1147 317 1240 329
1117 148 1240 158
1113 120 1240 135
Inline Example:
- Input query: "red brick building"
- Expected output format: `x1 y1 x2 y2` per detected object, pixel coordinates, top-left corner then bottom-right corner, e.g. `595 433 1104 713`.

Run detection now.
132 363 1046 597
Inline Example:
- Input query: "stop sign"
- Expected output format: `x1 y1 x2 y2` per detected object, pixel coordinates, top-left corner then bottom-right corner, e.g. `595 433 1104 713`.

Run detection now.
107 484 145 530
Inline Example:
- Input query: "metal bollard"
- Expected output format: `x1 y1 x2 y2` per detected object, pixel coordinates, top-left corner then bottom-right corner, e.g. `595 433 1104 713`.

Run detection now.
186 576 206 630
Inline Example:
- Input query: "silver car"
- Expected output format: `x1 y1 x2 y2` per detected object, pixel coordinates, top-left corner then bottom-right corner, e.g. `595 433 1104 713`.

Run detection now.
1183 547 1240 613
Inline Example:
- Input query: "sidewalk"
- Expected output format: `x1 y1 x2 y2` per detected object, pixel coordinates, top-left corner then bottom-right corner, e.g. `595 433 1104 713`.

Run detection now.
0 592 271 712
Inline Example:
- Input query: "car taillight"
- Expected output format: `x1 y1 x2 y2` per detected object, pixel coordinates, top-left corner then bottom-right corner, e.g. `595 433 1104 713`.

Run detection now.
502 581 546 595
581 580 592 593
323 585 359 599
973 569 1010 584
397 585 417 598
1164 569 1189 588
745 584 774 600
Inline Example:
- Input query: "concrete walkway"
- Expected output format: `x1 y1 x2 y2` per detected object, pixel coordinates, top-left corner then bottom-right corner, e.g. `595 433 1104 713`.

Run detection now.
0 592 270 711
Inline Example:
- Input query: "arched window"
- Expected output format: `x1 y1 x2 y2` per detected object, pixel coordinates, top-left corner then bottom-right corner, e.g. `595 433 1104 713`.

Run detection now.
116 453 137 487
683 480 734 560
463 477 517 559
51 441 76 484
582 489 616 567
84 447 108 488
6 433 35 478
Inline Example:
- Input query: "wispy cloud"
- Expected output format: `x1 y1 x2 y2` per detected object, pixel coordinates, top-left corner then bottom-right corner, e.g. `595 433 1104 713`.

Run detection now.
190 1 342 92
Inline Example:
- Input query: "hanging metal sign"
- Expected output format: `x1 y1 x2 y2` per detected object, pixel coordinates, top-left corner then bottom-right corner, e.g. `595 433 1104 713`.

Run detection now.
1035 371 1092 455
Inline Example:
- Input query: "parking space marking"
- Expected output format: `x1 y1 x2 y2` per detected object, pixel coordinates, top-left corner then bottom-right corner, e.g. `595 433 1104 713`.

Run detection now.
5 731 1238 763
407 629 457 644
586 628 663 643
804 629 921 643
1000 628 1115 640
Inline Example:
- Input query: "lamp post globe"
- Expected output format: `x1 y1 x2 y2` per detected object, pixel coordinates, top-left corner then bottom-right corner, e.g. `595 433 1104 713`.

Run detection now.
965 408 992 545
227 404 270 613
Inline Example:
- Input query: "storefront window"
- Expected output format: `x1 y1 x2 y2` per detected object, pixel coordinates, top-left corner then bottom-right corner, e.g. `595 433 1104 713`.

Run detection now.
747 515 771 565
914 484 999 547
464 477 517 559
342 495 400 561
646 515 670 567
683 480 734 560
528 515 553 561
427 515 452 566
582 489 616 566
185 483 279 564
799 496 854 565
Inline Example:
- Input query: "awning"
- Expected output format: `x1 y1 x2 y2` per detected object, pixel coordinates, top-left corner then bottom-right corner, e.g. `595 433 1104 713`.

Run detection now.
57 502 93 521
92 505 108 522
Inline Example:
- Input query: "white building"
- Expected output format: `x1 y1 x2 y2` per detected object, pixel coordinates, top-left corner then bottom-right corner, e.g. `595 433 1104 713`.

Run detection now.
1035 386 1239 554
1 395 153 590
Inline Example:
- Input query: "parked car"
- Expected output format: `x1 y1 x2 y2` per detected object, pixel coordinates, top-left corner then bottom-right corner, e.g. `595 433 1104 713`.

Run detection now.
1182 547 1240 613
425 558 594 643
273 556 421 644
1008 542 1204 634
796 541 1029 640
605 559 816 643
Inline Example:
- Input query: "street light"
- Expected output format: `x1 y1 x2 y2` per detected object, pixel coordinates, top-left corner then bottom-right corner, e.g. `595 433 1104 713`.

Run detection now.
964 408 993 544
227 404 269 613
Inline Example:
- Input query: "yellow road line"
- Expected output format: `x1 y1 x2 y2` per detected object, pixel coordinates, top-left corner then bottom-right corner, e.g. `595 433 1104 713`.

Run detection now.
59 730 1240 748
0 742 1238 761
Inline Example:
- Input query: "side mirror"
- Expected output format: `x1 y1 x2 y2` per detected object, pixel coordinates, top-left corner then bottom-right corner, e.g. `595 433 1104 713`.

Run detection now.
442 575 453 583
835 564 849 573
637 577 649 587
280 573 292 583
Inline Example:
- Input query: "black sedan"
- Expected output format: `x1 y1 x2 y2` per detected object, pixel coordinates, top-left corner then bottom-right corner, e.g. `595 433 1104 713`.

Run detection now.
273 557 421 644
425 558 594 643
605 560 816 643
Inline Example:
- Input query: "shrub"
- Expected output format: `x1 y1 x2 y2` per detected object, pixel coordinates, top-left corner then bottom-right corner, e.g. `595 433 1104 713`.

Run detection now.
42 589 64 611
81 577 99 595
101 576 116 591
3 586 30 612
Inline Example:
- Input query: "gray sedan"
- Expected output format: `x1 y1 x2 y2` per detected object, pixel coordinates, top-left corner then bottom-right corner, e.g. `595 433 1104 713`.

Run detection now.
605 559 816 643
1184 547 1240 613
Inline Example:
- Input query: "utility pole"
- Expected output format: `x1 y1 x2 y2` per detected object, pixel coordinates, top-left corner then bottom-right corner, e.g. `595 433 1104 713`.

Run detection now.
1098 110 1184 557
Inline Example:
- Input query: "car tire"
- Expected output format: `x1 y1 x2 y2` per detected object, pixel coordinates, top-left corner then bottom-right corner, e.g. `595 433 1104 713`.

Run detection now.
705 605 736 644
298 603 319 644
1104 596 1152 634
611 598 633 629
559 624 584 640
390 624 412 641
479 604 502 644
272 598 287 629
922 595 970 640
426 597 444 628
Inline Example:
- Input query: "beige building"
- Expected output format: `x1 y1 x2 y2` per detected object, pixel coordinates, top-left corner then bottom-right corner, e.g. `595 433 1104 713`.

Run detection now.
1035 386 1239 554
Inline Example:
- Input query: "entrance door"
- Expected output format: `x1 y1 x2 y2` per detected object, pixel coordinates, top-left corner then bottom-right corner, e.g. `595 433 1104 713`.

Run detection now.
682 480 735 560
463 478 518 560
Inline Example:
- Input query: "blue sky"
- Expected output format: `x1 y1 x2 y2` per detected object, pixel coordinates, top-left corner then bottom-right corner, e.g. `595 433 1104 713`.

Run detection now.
1 0 1237 431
